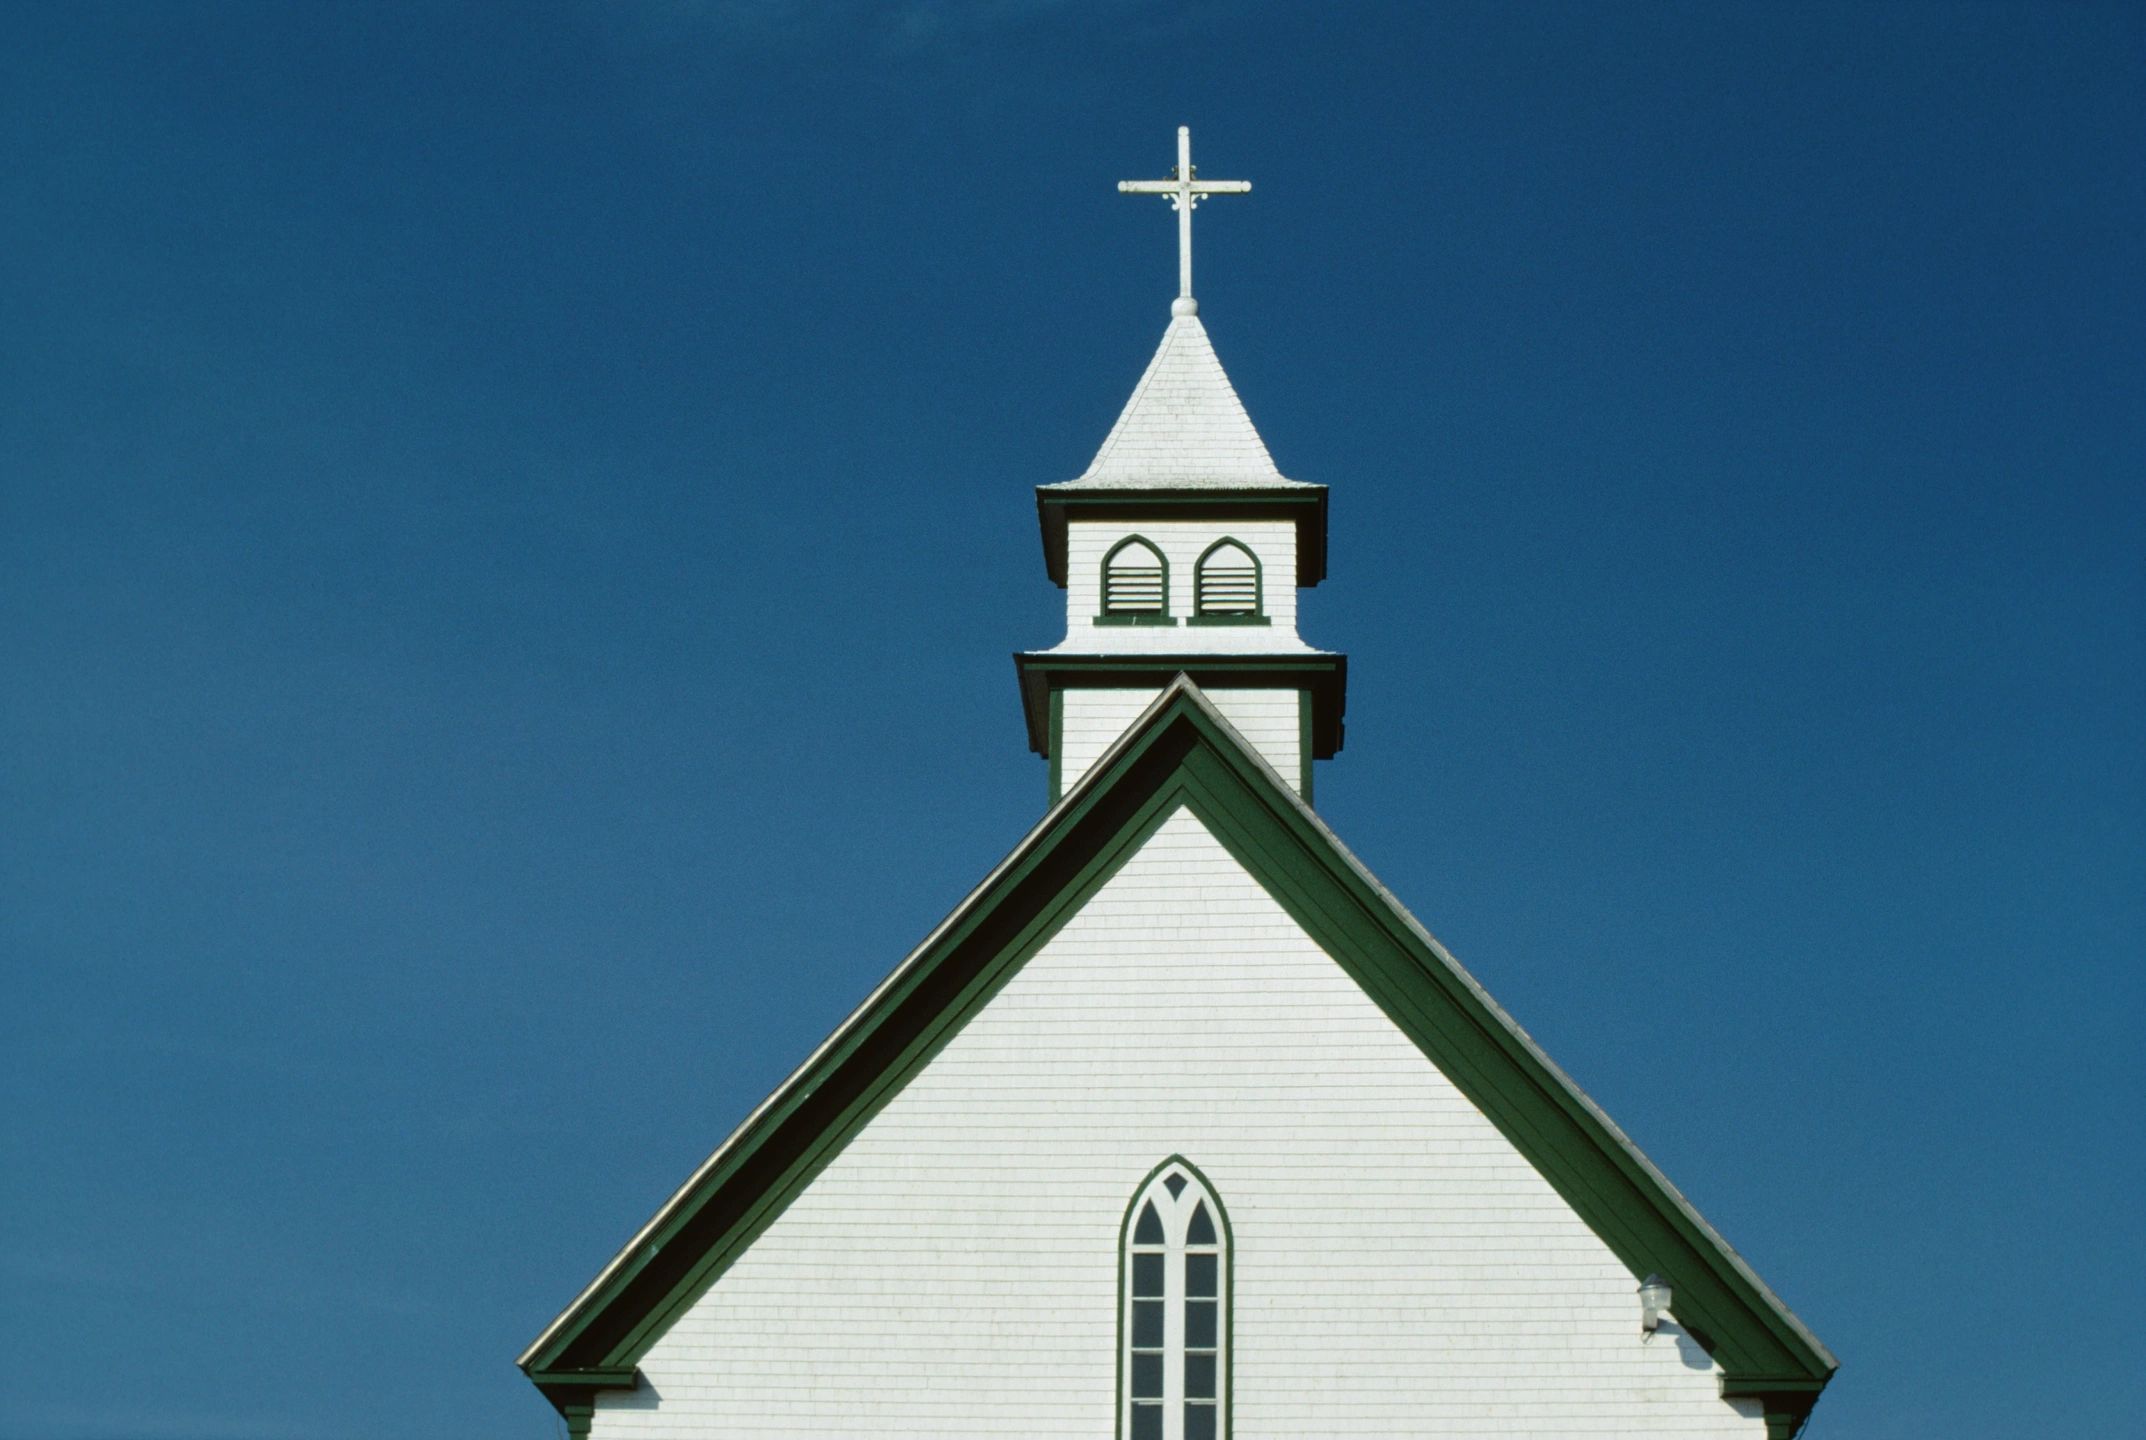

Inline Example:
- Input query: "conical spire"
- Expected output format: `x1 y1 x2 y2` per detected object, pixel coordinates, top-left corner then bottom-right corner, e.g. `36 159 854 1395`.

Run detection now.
1059 315 1312 489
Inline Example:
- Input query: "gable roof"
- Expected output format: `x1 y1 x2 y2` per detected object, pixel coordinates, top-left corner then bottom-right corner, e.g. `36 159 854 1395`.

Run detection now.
520 679 1836 1435
1046 314 1315 489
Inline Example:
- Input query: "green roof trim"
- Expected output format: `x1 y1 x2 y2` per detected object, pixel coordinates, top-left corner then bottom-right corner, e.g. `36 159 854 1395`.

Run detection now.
1014 650 1346 759
1036 486 1328 588
519 678 1834 1435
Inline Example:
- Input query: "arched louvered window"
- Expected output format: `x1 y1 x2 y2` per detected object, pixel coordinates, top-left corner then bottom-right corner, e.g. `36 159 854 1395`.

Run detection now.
1101 536 1171 622
1122 1159 1229 1440
1192 539 1263 623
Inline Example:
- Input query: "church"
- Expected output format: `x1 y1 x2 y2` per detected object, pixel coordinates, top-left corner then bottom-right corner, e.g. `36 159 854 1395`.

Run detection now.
518 130 1838 1440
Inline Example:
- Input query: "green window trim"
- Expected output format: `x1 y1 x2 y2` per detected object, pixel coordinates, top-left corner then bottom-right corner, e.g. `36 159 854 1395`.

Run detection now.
1101 534 1173 621
1191 537 1264 623
1117 1156 1234 1440
1035 486 1330 588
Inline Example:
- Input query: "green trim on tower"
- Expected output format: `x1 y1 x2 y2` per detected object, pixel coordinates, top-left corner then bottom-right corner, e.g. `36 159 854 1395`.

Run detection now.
1298 694 1314 805
1037 486 1328 588
520 681 1835 1433
1099 533 1174 621
1191 536 1266 622
1013 651 1346 759
1047 690 1064 806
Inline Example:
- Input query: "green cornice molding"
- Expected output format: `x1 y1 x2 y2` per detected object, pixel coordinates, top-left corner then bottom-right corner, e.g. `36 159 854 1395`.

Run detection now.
1013 651 1346 759
1036 486 1328 588
519 680 1834 1428
527 1367 639 1421
1721 1375 1830 1439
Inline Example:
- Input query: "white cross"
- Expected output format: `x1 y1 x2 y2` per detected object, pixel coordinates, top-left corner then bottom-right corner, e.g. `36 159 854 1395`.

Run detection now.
1118 126 1250 314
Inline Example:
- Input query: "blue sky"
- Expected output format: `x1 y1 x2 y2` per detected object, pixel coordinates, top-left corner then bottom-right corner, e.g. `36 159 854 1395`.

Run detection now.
3 3 2140 1437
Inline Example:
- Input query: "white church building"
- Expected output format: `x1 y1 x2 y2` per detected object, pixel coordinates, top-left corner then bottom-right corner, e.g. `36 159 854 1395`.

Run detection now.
519 131 1838 1440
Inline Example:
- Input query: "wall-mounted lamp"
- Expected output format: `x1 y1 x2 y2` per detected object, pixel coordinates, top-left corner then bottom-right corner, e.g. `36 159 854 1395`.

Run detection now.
1638 1273 1672 1334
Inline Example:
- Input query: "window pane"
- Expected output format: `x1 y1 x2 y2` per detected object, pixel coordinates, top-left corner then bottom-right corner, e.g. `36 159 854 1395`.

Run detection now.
1132 1253 1164 1297
1185 1352 1216 1399
1134 1201 1164 1245
1186 1201 1216 1245
1131 1403 1162 1440
1185 1252 1217 1298
1132 1299 1163 1348
1131 1352 1163 1399
1184 1403 1217 1440
1185 1300 1217 1349
1163 1172 1187 1198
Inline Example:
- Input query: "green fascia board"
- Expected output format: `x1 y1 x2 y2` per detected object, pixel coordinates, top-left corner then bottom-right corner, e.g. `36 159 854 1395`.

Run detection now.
1013 651 1346 759
527 1367 640 1422
1723 1377 1832 1440
528 1368 639 1392
1036 487 1329 588
519 680 1834 1431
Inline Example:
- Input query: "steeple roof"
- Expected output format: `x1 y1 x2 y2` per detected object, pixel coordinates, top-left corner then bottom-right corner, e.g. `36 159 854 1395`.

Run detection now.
1049 314 1315 490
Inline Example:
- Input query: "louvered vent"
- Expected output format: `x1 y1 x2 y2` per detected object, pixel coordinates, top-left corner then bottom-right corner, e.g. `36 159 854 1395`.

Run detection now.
1103 541 1167 615
1195 543 1259 615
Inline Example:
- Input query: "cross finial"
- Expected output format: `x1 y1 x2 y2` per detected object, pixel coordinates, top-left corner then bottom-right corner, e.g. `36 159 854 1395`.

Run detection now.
1117 126 1251 317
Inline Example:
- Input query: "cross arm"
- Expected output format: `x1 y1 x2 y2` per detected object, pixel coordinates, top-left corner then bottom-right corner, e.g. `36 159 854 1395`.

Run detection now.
1117 180 1252 195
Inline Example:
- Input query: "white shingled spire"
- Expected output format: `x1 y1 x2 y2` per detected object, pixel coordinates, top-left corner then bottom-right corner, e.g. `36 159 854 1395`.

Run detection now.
1056 128 1314 491
1075 313 1305 487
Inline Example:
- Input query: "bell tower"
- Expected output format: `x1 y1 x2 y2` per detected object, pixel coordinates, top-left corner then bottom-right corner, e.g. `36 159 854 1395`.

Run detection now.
1017 129 1344 804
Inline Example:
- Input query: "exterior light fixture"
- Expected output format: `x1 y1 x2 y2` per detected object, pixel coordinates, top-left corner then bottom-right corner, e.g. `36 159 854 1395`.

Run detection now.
1638 1273 1673 1334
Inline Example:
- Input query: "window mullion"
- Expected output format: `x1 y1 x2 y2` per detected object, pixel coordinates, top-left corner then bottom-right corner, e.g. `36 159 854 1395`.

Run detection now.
1164 1223 1185 1439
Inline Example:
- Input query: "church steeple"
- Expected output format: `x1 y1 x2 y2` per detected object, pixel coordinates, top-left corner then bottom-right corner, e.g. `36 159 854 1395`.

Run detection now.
1017 130 1345 806
1078 311 1288 485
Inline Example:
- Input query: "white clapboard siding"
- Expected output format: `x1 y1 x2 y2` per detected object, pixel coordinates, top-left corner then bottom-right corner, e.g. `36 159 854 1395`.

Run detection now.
1060 690 1162 795
1205 690 1301 791
1061 689 1303 797
597 809 1767 1440
1064 521 1301 652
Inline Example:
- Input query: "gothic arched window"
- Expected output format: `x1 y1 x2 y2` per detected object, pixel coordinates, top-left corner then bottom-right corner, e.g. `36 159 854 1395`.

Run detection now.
1101 535 1172 622
1191 539 1263 623
1121 1159 1229 1440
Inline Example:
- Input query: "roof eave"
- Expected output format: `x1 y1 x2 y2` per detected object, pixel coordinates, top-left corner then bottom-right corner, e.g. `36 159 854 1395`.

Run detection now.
1035 483 1329 587
520 678 1834 1407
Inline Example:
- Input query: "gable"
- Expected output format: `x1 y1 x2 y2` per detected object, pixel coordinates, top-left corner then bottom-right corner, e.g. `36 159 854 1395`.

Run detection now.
600 806 1771 1437
522 682 1834 1435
